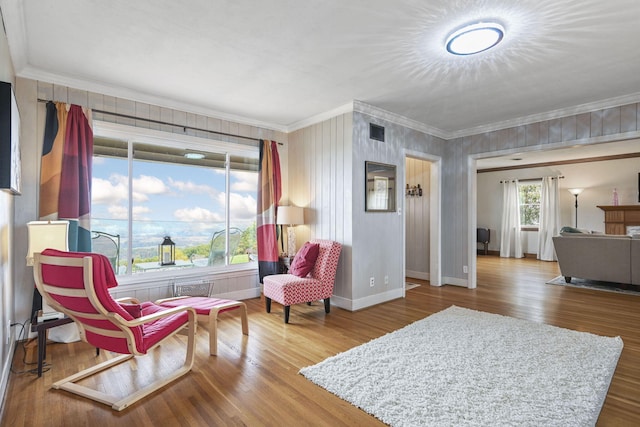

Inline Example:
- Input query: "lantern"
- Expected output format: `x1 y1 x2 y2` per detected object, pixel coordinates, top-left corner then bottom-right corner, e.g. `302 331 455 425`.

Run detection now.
159 236 175 265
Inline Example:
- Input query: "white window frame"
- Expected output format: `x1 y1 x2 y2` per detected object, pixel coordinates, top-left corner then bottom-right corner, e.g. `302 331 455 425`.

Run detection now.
92 121 259 286
518 180 542 231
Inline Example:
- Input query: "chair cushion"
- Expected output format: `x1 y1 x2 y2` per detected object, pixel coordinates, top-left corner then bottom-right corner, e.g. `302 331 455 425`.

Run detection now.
120 303 142 318
289 242 320 277
158 296 242 315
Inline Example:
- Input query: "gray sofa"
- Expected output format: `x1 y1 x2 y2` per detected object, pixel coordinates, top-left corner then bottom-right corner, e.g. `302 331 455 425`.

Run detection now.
552 233 640 285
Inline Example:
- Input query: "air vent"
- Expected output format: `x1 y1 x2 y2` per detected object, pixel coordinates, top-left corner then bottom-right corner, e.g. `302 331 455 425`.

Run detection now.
370 123 385 142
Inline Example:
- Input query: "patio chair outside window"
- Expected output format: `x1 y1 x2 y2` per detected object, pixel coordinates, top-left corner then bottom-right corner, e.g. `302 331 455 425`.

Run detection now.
91 231 120 273
208 227 244 266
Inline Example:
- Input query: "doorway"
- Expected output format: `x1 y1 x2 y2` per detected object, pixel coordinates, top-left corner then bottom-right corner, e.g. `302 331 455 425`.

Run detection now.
404 152 441 291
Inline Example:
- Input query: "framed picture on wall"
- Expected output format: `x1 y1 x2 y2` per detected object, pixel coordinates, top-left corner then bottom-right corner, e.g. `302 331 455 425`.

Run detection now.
0 81 21 195
365 161 396 212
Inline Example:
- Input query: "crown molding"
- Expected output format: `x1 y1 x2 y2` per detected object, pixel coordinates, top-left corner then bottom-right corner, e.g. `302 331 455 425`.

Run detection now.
353 100 450 140
448 92 640 140
287 102 355 132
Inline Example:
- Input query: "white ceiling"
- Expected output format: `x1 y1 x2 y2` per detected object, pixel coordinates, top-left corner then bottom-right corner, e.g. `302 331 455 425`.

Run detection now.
2 0 640 139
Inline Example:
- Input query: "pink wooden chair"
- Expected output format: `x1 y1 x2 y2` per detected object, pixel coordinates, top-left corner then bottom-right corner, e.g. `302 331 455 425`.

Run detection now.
32 249 196 411
263 239 341 323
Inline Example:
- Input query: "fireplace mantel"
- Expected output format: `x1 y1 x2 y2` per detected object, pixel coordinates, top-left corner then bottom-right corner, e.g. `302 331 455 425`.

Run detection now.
597 205 640 235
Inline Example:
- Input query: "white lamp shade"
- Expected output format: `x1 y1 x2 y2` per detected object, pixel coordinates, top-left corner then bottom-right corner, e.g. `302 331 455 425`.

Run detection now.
26 220 70 266
568 188 584 196
277 206 304 225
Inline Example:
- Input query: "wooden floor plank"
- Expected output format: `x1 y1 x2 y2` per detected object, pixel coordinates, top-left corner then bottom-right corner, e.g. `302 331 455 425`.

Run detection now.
2 256 638 426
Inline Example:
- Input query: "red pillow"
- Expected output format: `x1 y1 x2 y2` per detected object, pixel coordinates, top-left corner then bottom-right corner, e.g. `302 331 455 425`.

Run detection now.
289 242 320 277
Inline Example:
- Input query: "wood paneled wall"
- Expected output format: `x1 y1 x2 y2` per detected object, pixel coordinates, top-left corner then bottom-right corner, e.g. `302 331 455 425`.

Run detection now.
405 158 431 280
287 113 353 300
36 81 288 144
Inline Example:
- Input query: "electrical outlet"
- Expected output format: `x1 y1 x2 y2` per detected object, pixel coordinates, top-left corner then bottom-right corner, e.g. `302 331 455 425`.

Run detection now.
463 265 468 274
370 277 375 287
384 275 389 285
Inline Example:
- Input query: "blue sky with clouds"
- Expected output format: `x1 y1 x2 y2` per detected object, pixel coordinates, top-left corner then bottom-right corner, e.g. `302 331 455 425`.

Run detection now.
91 156 258 249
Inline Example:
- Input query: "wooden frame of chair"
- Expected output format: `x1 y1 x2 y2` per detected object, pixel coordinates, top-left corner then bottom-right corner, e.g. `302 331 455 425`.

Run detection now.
155 295 248 356
33 253 197 411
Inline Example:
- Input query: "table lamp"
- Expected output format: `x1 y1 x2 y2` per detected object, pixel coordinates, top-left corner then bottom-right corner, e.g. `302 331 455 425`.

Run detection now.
27 220 70 321
277 206 304 257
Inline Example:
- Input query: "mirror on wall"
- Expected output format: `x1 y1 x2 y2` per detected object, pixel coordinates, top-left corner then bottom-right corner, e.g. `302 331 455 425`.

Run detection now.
365 161 396 212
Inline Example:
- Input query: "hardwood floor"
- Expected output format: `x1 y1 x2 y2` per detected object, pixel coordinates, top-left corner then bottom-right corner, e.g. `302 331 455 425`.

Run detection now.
2 256 639 426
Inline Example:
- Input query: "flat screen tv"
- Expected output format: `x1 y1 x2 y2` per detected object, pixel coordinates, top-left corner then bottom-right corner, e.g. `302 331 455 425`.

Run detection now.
0 81 21 194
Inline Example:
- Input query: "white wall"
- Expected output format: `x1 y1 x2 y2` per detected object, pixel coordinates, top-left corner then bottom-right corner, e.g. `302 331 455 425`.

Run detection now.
477 157 640 255
0 12 16 413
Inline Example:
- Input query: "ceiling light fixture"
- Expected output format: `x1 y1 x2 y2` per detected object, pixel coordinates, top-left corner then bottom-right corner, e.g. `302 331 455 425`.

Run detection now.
184 152 205 160
446 22 505 55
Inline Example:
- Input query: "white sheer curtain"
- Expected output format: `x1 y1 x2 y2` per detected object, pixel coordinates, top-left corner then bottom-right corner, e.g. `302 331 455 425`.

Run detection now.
500 179 523 258
537 176 561 261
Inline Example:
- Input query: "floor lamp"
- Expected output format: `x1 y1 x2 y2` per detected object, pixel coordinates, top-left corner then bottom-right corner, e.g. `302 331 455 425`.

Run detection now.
277 206 304 257
567 188 583 228
27 220 70 322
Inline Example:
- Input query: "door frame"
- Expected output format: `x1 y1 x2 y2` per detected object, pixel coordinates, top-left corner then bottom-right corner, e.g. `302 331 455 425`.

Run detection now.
403 150 442 295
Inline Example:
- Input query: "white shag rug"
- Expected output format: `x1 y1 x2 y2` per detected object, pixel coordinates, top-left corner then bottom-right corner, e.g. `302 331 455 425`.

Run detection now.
300 306 623 427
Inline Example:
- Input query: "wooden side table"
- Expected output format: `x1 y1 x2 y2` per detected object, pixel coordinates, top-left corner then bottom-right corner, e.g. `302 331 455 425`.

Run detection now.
30 315 74 377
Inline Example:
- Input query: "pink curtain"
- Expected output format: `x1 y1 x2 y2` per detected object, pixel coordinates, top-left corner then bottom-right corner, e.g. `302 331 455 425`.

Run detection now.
40 101 93 252
257 140 282 282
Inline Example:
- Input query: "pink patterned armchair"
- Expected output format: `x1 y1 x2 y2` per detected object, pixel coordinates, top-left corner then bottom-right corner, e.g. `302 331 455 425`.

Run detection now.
263 239 341 323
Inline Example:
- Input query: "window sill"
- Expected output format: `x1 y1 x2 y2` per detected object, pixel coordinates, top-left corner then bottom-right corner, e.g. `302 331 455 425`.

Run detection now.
115 263 258 287
520 226 539 232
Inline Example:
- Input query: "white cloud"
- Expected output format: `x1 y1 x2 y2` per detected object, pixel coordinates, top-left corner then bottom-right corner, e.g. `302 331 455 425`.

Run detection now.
217 192 257 220
231 171 258 192
92 176 127 205
107 204 128 220
133 174 169 202
133 175 167 194
168 177 217 196
173 206 224 223
132 205 152 221
93 174 156 205
107 204 151 220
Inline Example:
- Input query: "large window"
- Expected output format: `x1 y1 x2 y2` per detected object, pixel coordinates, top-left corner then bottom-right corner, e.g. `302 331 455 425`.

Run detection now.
90 122 258 276
518 181 541 228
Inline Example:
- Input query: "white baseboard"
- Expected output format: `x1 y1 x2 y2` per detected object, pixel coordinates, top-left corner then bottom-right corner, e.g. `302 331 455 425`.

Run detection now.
442 276 469 287
406 270 430 281
332 287 404 311
0 339 16 418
